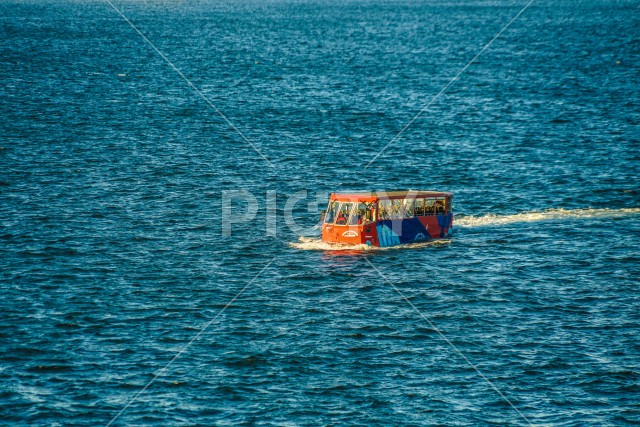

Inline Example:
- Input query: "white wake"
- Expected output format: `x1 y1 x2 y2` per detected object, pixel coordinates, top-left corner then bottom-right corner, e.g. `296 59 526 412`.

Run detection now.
455 207 640 228
289 236 452 251
289 208 639 250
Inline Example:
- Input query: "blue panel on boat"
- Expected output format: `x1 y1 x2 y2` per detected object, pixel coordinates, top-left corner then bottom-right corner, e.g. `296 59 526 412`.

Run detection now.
377 218 430 246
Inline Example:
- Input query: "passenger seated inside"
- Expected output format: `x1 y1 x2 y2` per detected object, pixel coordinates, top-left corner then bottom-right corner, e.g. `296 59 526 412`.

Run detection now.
392 202 402 219
364 203 375 223
336 211 347 225
382 208 391 219
425 201 434 215
403 200 414 218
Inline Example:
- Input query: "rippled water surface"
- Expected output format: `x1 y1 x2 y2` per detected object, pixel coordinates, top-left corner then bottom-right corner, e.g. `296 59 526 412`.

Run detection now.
1 0 639 425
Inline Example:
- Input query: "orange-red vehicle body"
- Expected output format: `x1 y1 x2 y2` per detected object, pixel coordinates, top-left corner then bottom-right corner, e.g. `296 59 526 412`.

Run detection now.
321 191 453 247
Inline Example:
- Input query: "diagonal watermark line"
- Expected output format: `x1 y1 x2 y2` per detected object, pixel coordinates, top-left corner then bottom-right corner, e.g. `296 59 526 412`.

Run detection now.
102 0 275 168
363 257 533 426
105 257 277 427
365 0 535 168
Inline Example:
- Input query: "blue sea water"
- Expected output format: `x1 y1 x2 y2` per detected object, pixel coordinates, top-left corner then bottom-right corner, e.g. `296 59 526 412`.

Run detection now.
1 0 639 425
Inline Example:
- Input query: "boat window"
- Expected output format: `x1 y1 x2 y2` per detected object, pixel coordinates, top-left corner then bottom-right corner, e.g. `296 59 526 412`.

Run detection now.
366 202 376 223
403 199 415 218
425 198 435 215
415 198 425 216
351 203 362 225
445 197 452 213
353 202 374 225
378 199 391 220
349 203 362 225
335 202 354 225
324 201 339 224
435 198 445 215
391 199 403 219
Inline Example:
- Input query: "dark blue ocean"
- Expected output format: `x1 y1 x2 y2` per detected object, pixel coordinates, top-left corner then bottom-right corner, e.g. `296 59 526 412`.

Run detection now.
1 0 639 425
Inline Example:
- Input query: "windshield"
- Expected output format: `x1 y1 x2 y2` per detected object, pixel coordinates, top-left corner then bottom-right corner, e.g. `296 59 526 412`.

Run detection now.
324 201 339 224
335 202 354 225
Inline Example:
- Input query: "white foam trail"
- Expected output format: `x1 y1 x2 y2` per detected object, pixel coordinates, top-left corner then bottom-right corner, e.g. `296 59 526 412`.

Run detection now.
290 208 639 250
456 207 640 228
289 237 372 251
289 236 451 251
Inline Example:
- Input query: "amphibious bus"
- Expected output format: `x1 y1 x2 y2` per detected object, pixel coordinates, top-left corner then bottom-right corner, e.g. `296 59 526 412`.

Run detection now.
321 190 453 247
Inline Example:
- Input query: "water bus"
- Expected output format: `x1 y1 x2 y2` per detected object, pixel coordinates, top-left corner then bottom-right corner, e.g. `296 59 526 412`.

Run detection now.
321 190 453 247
